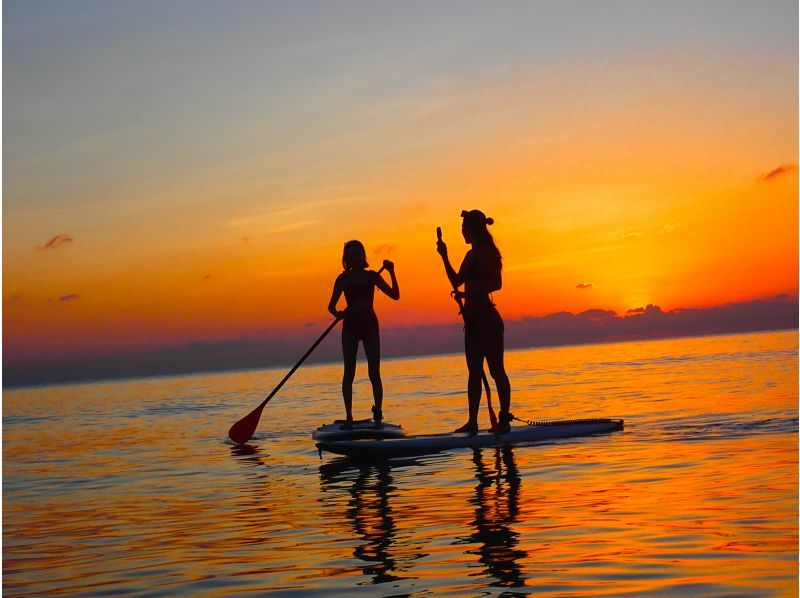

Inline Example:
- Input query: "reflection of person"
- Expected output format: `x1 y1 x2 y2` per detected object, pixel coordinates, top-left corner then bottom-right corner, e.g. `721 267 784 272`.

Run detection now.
469 447 526 587
328 240 399 428
350 465 401 584
319 462 402 585
436 210 512 433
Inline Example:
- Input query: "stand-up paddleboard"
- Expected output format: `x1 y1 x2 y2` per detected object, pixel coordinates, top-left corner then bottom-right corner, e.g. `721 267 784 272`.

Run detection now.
312 419 406 442
317 418 623 459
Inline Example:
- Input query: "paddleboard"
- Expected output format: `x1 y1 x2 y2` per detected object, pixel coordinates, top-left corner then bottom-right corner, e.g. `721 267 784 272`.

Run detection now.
316 418 623 458
312 419 406 441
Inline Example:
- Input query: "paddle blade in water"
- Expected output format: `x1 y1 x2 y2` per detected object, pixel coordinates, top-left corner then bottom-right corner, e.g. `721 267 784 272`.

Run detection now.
225 316 347 445
228 403 265 445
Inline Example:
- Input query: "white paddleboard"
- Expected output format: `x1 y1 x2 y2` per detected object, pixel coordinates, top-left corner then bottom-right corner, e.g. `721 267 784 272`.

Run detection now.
316 418 623 458
312 419 406 442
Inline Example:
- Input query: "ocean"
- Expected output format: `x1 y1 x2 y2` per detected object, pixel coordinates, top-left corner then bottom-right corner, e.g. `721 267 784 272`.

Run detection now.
3 330 798 596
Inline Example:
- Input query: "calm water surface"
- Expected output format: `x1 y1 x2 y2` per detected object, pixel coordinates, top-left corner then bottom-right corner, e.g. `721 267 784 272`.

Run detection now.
4 331 798 596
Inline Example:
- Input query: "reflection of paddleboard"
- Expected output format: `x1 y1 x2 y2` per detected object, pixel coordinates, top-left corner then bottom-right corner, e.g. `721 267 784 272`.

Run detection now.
317 418 624 459
312 419 406 442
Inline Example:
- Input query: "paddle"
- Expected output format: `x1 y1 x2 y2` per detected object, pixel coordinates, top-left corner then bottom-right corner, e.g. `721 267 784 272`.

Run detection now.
228 266 385 445
437 227 498 433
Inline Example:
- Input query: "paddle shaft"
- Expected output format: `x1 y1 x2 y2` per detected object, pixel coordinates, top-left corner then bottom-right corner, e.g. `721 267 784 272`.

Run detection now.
254 316 340 412
229 315 344 444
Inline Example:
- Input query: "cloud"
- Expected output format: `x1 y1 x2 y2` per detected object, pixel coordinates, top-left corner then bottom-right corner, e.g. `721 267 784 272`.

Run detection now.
632 304 662 314
660 223 680 234
759 163 797 182
401 203 427 216
373 243 396 255
578 308 616 320
267 220 319 234
576 282 593 289
38 234 74 250
627 304 661 315
623 224 679 240
54 294 79 303
504 297 795 350
227 195 373 228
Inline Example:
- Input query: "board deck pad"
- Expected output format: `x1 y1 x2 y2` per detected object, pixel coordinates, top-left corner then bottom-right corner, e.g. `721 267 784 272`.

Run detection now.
316 418 624 459
312 419 406 442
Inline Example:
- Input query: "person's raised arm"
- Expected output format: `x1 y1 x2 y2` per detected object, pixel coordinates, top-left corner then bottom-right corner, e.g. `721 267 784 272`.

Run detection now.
375 260 400 300
436 228 464 289
327 274 346 318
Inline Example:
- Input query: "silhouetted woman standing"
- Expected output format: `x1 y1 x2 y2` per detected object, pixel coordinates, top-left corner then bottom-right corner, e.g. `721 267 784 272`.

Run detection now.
437 210 512 433
328 241 399 428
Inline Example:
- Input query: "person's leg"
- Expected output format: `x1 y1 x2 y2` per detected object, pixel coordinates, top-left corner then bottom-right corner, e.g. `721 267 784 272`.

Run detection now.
484 310 511 431
362 329 383 423
485 350 511 414
341 329 359 426
458 325 484 433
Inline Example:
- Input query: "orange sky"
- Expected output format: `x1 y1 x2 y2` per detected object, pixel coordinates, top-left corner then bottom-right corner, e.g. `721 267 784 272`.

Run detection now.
3 3 798 363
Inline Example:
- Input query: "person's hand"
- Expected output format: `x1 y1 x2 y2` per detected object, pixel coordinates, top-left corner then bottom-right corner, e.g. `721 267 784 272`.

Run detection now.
436 239 448 258
451 290 466 301
333 309 347 319
382 259 395 273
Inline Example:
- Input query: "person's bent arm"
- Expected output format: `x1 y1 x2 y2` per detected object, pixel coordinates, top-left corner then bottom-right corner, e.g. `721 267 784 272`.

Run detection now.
375 261 400 300
327 275 346 318
437 238 464 289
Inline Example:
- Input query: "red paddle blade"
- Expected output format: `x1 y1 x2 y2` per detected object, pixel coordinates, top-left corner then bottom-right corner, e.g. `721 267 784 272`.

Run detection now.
228 404 265 445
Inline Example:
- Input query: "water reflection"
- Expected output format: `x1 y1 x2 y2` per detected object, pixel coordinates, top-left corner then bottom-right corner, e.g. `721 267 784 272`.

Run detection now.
319 461 405 585
230 442 260 457
462 446 527 588
4 331 797 596
319 449 529 590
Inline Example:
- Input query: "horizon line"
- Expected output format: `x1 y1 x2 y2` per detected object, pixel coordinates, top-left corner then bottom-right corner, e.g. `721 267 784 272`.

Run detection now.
4 325 797 392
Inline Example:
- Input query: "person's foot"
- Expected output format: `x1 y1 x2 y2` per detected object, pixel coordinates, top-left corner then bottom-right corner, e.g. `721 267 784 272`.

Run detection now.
454 421 479 435
371 405 384 428
496 411 513 434
341 418 354 430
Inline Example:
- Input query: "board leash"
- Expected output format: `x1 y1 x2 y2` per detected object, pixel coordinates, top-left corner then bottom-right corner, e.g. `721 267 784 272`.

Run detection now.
509 413 623 428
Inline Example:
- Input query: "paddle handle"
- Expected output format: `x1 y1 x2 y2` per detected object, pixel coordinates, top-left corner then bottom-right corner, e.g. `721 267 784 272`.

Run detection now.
437 226 466 313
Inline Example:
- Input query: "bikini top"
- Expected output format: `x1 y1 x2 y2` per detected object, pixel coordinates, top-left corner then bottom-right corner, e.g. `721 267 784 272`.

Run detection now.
464 246 500 284
463 246 501 307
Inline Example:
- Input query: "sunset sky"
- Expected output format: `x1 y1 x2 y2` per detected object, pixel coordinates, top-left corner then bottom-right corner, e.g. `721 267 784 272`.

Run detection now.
3 0 798 366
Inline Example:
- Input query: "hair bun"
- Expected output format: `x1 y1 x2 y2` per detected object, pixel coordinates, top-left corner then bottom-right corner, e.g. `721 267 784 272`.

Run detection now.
486 217 494 225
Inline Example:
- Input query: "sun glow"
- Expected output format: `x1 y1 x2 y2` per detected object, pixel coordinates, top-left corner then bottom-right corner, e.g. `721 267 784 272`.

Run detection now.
3 3 797 367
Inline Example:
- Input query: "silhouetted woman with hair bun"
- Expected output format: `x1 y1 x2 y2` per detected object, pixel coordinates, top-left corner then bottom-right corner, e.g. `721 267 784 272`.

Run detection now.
328 240 399 429
436 210 512 433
